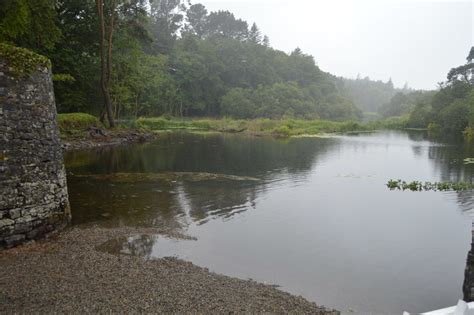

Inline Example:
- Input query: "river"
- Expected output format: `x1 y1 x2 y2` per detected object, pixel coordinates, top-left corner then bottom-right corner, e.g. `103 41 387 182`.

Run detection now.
64 130 474 314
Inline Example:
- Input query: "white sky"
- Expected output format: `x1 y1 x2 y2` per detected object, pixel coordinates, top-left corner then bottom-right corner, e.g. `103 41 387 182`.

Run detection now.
198 0 473 90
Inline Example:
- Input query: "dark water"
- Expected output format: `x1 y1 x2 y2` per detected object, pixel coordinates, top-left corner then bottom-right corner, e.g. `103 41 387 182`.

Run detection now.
64 131 474 315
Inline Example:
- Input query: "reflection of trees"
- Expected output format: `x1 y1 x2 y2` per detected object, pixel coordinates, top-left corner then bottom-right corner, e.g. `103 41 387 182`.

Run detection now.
454 191 474 215
65 133 336 177
426 144 474 183
175 180 259 224
65 133 338 228
120 235 156 259
67 176 187 229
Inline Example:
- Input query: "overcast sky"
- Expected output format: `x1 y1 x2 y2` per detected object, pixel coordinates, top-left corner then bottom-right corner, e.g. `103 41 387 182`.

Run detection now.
198 0 473 90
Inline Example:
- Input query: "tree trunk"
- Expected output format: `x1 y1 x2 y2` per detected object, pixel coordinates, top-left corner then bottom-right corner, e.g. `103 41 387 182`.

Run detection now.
96 0 116 128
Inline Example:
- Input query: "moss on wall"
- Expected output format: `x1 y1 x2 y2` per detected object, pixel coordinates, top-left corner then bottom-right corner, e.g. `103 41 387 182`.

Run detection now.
0 43 51 79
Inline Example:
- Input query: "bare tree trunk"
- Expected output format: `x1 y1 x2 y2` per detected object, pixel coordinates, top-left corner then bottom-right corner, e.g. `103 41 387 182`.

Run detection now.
96 0 116 128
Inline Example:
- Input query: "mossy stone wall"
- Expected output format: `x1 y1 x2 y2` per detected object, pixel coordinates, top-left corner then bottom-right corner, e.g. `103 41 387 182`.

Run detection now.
0 46 70 249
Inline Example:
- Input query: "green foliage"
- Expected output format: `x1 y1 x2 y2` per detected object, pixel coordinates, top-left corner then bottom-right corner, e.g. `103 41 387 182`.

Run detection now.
407 102 432 128
365 115 409 130
52 73 75 82
57 113 102 132
0 43 50 78
406 47 474 137
379 91 434 118
0 0 61 51
387 179 474 192
272 125 291 137
136 117 372 137
0 1 380 123
338 76 399 112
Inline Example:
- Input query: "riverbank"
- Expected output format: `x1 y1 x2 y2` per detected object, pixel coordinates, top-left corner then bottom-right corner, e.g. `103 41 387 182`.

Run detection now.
0 225 338 314
58 113 408 151
134 116 408 137
58 113 157 151
61 127 157 151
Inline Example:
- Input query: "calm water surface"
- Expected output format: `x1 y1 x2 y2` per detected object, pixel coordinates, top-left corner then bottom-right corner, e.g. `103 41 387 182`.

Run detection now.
65 131 474 315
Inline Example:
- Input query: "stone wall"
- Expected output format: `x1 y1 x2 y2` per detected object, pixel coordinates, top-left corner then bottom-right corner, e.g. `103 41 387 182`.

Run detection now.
0 46 70 249
464 224 474 301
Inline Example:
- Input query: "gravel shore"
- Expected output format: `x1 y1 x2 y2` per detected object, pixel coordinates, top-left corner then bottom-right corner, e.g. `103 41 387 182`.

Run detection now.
0 226 338 314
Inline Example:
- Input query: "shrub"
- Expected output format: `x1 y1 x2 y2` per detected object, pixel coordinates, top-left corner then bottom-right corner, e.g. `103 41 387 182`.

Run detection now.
57 113 101 132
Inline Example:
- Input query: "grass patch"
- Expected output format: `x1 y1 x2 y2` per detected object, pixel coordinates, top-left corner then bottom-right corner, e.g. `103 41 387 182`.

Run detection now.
58 113 412 140
135 117 376 136
57 113 102 137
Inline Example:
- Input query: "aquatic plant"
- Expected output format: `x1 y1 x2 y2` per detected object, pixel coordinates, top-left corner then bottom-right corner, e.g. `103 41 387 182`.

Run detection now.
464 158 474 165
387 179 474 191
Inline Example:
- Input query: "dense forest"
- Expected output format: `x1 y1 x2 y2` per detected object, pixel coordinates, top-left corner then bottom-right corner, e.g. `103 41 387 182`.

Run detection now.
405 47 474 136
338 76 400 113
0 0 364 125
2 0 472 137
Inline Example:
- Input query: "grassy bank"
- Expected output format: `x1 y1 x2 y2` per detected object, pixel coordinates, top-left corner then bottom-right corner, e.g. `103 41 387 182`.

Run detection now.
57 113 103 139
57 113 409 138
134 116 408 137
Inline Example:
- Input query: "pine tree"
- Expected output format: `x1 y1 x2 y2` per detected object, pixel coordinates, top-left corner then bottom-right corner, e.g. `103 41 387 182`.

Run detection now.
248 22 261 44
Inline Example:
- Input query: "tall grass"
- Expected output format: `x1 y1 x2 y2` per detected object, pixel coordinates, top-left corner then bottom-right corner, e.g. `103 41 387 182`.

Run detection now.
135 117 386 136
57 114 409 138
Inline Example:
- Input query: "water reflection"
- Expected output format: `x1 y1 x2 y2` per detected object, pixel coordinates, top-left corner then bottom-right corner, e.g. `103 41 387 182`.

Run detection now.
65 131 474 314
65 132 339 228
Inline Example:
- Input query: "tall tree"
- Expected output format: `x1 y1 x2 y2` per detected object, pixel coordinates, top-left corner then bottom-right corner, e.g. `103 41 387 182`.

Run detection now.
447 47 474 85
248 23 261 44
148 0 185 54
96 0 116 127
262 35 270 47
186 3 208 37
204 11 248 40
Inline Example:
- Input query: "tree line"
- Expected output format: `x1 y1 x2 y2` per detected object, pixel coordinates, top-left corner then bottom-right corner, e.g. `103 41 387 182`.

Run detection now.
407 47 474 136
0 0 365 127
381 47 474 137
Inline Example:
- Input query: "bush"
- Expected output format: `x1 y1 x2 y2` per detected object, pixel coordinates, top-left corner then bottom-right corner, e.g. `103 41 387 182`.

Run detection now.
136 117 170 129
57 113 101 132
272 125 291 137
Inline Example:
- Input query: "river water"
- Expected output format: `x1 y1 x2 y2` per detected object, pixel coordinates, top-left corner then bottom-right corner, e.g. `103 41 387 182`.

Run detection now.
64 130 474 314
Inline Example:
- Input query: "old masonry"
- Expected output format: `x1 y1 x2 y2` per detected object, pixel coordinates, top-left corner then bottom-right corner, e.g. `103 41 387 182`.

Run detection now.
0 44 70 249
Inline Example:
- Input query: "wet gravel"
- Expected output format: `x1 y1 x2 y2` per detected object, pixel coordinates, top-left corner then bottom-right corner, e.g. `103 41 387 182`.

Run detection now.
0 226 338 314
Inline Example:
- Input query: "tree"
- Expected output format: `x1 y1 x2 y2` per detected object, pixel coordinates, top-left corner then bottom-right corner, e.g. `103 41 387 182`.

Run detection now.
447 46 474 84
0 0 61 51
204 11 248 40
96 0 116 127
467 47 474 63
52 0 100 113
262 35 270 47
148 0 186 54
248 23 261 44
95 0 150 127
186 3 208 37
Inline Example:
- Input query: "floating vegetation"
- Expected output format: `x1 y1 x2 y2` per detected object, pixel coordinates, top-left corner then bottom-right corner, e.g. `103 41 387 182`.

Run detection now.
72 172 260 183
387 179 474 191
291 133 338 139
464 158 474 165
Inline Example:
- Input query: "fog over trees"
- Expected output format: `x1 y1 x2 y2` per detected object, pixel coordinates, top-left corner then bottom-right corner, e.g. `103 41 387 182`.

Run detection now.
1 0 473 137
